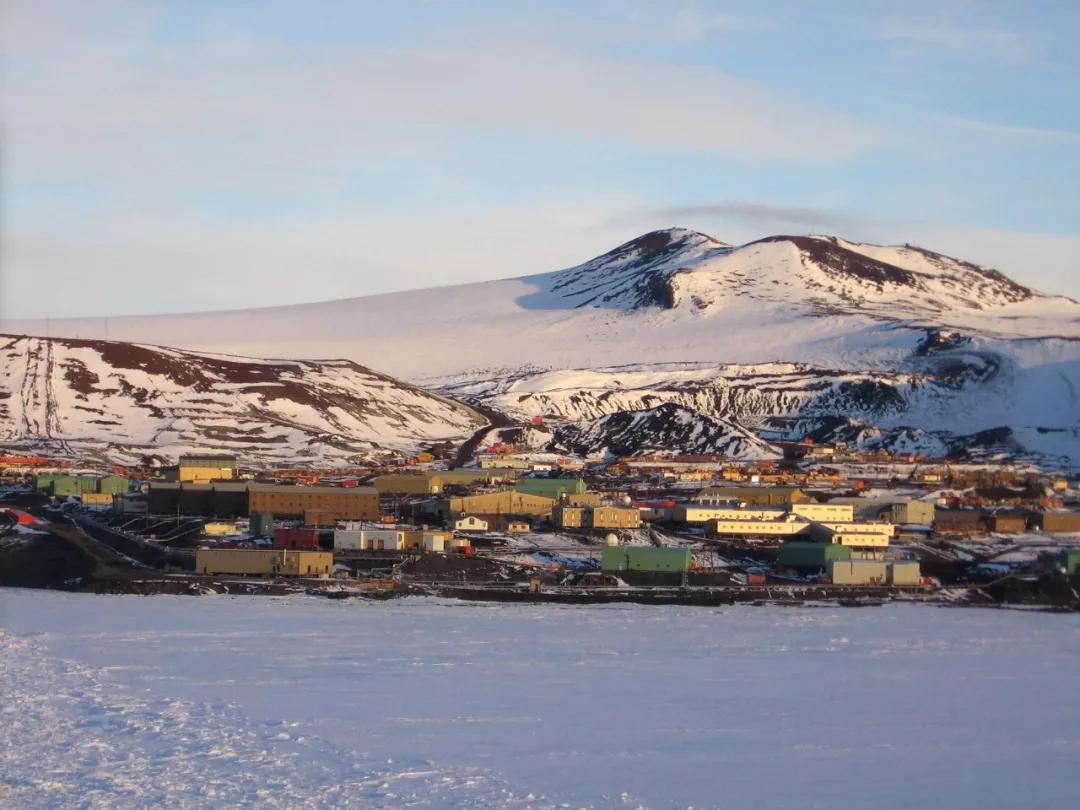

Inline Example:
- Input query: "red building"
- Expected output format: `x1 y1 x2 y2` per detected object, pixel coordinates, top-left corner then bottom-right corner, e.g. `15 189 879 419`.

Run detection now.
273 527 321 550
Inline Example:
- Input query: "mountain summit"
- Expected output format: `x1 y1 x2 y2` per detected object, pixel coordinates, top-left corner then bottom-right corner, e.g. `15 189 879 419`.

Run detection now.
541 228 1038 319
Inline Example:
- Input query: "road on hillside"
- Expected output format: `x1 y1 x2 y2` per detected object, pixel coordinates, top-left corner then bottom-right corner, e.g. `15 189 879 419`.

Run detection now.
450 402 514 468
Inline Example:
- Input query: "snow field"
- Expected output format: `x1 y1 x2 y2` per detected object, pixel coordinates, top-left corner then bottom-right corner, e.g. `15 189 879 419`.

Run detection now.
2 591 1079 809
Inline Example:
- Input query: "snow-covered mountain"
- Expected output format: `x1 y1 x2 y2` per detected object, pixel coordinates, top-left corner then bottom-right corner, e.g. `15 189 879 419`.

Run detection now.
6 228 1078 380
2 229 1078 465
540 229 1035 317
0 335 485 465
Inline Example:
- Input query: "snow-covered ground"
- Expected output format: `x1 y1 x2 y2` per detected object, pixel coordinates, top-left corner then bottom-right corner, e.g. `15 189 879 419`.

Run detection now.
2 591 1078 809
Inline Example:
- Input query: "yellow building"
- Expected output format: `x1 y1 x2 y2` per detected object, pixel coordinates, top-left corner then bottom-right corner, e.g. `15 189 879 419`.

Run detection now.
203 521 239 536
708 515 812 538
790 502 855 522
553 504 641 530
681 506 785 522
811 521 894 547
195 548 332 577
478 456 531 470
675 504 786 523
828 559 888 585
371 473 446 495
445 490 556 518
668 470 714 482
587 506 642 529
400 529 454 550
170 454 237 484
552 505 585 528
81 492 114 506
678 501 854 524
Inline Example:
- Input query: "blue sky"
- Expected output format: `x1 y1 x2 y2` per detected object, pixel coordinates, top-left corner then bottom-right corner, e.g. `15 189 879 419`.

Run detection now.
3 0 1079 318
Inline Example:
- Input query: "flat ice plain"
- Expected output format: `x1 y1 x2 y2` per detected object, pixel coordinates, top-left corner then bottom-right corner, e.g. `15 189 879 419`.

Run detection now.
2 591 1078 809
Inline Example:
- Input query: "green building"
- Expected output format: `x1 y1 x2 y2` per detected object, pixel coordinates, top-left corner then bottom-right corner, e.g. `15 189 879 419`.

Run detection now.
514 477 587 500
602 546 692 573
889 500 936 526
1048 548 1080 576
34 473 60 491
97 475 130 495
777 541 852 569
37 473 130 497
50 475 101 498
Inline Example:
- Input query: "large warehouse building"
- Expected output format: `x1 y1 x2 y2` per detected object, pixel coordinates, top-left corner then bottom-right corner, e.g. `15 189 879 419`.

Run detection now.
147 482 379 522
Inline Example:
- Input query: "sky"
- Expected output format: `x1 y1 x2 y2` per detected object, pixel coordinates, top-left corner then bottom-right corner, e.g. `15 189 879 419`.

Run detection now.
2 0 1079 319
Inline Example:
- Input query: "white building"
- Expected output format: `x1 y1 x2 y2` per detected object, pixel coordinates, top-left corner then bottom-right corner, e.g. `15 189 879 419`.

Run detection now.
333 527 406 550
454 515 489 532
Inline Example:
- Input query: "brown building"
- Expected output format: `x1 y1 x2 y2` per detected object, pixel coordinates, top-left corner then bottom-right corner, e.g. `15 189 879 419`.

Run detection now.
372 469 516 495
934 509 986 535
986 513 1027 534
695 486 810 506
248 484 378 523
553 504 641 530
1038 511 1080 533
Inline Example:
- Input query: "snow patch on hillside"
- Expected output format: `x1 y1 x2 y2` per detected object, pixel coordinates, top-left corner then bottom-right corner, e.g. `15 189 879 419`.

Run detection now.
0 335 485 464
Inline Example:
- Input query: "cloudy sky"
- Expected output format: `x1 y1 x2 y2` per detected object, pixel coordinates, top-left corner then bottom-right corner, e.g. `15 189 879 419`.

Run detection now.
3 0 1079 318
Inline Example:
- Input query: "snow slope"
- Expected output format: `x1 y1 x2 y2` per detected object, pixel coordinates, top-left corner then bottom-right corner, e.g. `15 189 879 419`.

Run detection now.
2 591 1079 809
2 228 1077 463
0 335 485 465
4 228 1076 380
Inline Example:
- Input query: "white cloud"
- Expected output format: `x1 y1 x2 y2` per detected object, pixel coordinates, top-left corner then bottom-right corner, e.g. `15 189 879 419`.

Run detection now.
623 201 868 235
938 115 1080 145
2 8 884 173
876 21 1035 64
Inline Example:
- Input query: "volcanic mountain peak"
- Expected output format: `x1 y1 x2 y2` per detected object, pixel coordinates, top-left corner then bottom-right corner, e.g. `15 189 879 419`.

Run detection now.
543 228 731 310
542 228 1042 320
